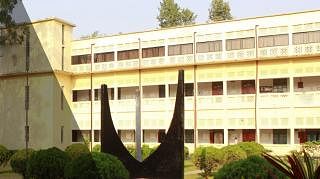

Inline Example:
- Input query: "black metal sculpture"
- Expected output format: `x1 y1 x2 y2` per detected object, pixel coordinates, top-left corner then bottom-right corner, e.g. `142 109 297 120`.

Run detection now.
101 70 185 179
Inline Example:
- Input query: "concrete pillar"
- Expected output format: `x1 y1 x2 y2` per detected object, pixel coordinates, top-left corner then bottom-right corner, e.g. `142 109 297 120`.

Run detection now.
290 128 295 145
224 129 228 145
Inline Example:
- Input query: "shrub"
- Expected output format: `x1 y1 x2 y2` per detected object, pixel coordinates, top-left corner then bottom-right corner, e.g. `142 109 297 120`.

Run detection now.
126 145 136 158
184 146 189 159
92 152 129 179
92 144 101 152
27 147 69 179
237 142 265 156
10 149 35 178
65 143 90 160
221 145 247 164
0 145 12 167
64 153 100 179
214 155 288 179
193 147 223 178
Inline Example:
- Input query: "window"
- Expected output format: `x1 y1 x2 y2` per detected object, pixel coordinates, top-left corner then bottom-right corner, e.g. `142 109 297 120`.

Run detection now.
293 30 320 45
259 34 289 48
72 130 91 142
117 49 139 61
61 47 64 70
197 41 222 53
273 78 288 93
209 130 224 144
94 130 100 142
185 129 194 143
142 46 165 58
60 126 64 143
118 86 139 100
72 90 91 102
71 55 91 65
306 129 320 142
226 37 255 51
142 85 165 98
241 80 255 94
62 25 65 45
168 43 193 56
143 130 158 143
60 86 64 110
94 88 114 101
212 82 223 95
273 129 287 144
169 83 194 97
94 52 114 63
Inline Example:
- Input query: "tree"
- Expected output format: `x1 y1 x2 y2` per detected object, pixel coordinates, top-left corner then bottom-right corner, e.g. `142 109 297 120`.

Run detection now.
157 0 196 28
0 0 26 45
208 0 232 22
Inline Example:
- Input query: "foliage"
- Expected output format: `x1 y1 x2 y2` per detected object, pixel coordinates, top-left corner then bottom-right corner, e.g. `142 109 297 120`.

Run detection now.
64 153 100 179
92 144 101 152
184 146 189 159
303 141 320 157
92 152 129 179
0 0 27 45
208 0 232 22
221 144 247 164
126 144 157 160
27 147 69 179
0 145 13 167
157 0 196 28
193 146 223 178
65 143 90 160
263 150 320 179
215 155 288 179
10 149 35 178
237 142 265 156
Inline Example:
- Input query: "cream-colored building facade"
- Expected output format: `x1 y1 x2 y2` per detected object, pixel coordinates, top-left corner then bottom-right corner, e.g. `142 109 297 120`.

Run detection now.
2 10 320 154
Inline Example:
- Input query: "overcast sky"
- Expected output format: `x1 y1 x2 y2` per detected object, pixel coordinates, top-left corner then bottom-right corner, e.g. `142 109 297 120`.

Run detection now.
22 0 320 38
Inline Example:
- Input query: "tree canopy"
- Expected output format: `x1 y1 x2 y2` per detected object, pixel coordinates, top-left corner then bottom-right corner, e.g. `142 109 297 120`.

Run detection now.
208 0 232 22
157 0 197 28
0 0 25 45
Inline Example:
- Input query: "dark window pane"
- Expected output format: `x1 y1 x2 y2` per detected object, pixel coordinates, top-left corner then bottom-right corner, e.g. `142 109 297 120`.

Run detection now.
94 52 114 63
71 55 91 65
185 129 194 143
117 49 139 61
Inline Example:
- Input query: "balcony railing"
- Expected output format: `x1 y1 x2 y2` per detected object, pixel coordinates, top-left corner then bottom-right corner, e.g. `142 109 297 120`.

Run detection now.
70 42 320 74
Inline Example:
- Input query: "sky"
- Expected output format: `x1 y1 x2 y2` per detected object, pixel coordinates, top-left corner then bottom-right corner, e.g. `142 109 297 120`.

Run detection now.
22 0 320 39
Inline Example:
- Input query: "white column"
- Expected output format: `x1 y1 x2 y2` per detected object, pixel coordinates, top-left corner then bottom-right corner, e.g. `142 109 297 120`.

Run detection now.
224 129 228 145
290 128 295 145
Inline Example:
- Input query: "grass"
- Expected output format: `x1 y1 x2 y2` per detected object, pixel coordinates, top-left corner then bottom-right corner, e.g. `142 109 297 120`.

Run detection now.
0 165 22 179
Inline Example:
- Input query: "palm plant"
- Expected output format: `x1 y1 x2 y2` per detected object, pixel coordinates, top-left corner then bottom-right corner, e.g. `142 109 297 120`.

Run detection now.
262 150 320 179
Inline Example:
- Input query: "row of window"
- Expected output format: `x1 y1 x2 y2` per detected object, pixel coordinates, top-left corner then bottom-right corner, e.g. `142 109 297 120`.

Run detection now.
72 79 289 102
71 129 320 144
72 30 320 65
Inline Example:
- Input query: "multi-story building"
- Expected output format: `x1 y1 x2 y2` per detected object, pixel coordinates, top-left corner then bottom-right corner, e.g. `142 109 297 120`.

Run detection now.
2 10 320 154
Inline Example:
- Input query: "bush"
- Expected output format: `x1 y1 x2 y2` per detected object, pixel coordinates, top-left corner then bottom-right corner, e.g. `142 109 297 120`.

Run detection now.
93 144 101 152
0 145 12 167
92 152 129 179
221 145 247 164
193 147 223 178
64 153 100 179
184 146 189 159
27 147 69 179
126 145 157 160
65 143 90 160
126 145 136 158
237 142 265 156
10 149 35 178
214 155 288 179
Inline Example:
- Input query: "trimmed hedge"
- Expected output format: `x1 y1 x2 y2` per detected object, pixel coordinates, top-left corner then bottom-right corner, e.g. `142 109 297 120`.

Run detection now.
10 149 35 178
237 142 265 156
65 143 90 160
214 155 288 179
92 152 129 179
64 153 100 179
27 147 69 179
221 144 247 164
0 145 12 167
